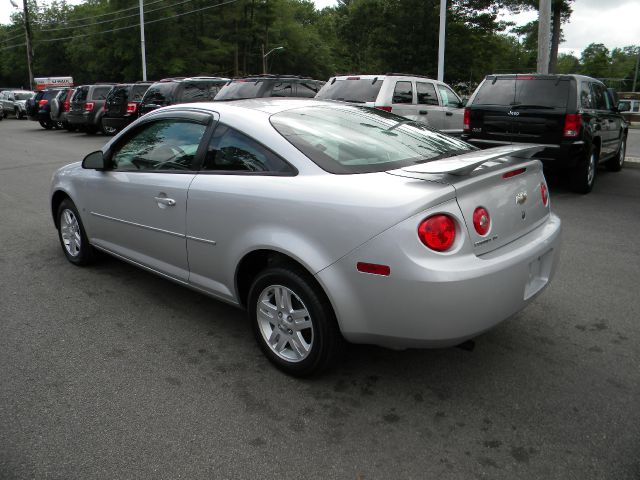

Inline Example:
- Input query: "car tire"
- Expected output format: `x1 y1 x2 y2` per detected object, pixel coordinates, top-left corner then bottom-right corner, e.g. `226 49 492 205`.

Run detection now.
54 121 65 130
16 108 24 119
247 265 344 377
85 125 98 135
39 120 53 129
56 199 95 266
65 124 77 132
606 136 626 172
570 145 597 194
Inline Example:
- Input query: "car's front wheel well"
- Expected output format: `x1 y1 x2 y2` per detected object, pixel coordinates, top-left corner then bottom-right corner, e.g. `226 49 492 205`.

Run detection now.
51 190 71 229
235 250 319 308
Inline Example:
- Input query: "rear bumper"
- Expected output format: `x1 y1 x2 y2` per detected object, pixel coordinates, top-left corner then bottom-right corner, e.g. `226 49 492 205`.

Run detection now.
461 137 587 168
316 210 561 349
67 112 100 126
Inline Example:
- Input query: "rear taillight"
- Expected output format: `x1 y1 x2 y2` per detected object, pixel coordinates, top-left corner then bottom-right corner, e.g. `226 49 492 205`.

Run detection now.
563 113 582 137
126 102 137 114
463 107 470 132
540 182 549 206
472 207 491 236
85 102 94 112
38 99 48 107
418 214 456 252
375 106 392 112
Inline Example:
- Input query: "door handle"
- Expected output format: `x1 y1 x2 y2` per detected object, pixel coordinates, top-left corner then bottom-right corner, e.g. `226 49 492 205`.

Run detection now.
446 111 453 116
154 196 176 207
419 110 428 115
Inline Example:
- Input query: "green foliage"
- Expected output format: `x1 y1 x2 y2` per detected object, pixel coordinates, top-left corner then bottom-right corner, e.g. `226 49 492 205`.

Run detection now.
0 0 637 94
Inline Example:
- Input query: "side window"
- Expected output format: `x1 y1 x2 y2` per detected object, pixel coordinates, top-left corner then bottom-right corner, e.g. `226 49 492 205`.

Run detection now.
416 82 438 105
580 83 593 109
296 82 320 98
437 84 462 108
111 120 207 171
181 83 207 102
271 82 294 97
633 101 640 113
92 87 111 100
202 124 293 173
207 83 223 100
392 81 413 104
591 83 607 110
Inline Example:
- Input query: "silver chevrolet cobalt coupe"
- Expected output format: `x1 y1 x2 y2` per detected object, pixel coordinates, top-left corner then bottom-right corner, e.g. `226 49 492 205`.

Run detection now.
50 99 561 376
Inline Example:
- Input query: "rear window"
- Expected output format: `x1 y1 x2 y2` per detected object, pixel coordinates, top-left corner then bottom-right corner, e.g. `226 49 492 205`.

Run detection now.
73 87 89 102
315 78 384 103
214 80 269 100
143 82 177 103
91 86 112 100
106 86 129 105
131 84 150 101
270 105 473 174
473 77 570 109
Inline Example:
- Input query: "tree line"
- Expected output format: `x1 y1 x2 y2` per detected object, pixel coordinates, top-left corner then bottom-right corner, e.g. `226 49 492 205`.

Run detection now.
0 0 637 92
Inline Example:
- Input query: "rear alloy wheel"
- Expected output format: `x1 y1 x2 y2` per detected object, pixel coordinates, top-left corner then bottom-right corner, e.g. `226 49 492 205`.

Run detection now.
606 137 626 172
570 146 597 194
248 266 344 376
57 199 95 266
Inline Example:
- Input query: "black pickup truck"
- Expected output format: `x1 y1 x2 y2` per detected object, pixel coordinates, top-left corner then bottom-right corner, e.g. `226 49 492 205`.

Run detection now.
462 74 628 193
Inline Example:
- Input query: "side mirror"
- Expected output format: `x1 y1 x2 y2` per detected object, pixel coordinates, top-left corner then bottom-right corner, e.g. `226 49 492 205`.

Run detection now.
82 150 108 170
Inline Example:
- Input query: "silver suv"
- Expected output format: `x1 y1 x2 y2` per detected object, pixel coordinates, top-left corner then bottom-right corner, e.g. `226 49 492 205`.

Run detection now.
0 90 34 119
315 74 465 135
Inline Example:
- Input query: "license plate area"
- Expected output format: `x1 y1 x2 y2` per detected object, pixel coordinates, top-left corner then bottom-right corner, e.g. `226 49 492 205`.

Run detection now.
524 249 554 300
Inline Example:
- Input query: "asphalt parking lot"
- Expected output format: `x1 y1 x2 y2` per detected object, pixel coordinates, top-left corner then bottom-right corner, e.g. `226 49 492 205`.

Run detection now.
1 119 639 480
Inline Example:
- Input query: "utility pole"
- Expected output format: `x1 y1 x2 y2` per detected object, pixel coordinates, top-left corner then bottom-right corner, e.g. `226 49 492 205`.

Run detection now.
262 44 266 75
437 0 446 82
139 0 147 81
22 0 35 90
537 0 551 74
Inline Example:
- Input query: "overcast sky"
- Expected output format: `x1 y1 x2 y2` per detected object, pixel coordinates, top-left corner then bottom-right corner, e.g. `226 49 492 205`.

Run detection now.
2 0 639 56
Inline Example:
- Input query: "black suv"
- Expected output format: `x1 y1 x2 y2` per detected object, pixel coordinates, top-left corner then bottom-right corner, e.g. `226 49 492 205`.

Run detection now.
67 84 115 134
214 75 325 101
26 88 65 129
102 82 152 134
462 74 628 193
139 77 229 115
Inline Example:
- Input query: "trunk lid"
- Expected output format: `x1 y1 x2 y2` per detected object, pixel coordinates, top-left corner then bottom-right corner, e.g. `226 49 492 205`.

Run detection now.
396 145 551 256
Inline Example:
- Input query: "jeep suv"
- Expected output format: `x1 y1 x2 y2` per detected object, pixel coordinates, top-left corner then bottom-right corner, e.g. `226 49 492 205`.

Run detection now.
214 75 324 101
139 77 229 115
49 88 75 130
67 84 115 134
462 74 628 193
315 74 465 135
102 82 152 134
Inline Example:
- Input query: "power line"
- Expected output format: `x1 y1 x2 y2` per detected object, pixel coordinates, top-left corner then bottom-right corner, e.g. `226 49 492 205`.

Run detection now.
0 42 26 51
0 32 26 44
37 0 240 43
33 0 166 27
38 0 200 33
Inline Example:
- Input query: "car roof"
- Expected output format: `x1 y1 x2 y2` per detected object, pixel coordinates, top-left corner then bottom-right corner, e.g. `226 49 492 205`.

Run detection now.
157 97 345 116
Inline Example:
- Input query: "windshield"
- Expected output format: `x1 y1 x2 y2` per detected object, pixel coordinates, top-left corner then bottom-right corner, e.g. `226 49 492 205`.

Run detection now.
474 77 570 109
214 80 269 100
270 105 474 174
15 92 33 100
315 78 384 103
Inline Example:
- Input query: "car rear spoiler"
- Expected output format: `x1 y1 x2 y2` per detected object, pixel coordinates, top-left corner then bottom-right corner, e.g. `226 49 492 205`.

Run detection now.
402 144 551 176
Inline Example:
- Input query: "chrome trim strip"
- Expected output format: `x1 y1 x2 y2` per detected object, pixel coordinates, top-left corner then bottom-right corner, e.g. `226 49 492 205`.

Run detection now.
90 212 184 238
186 235 217 246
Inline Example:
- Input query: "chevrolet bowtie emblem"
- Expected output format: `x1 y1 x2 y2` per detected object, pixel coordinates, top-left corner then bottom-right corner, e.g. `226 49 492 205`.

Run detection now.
515 192 527 205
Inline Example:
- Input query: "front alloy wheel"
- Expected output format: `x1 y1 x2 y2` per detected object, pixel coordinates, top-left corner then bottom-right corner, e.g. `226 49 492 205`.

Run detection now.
571 147 597 194
57 199 95 266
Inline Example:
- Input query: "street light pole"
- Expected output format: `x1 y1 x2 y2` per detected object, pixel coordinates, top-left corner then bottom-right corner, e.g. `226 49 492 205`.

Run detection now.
437 0 446 82
139 0 147 81
632 48 639 92
262 46 284 75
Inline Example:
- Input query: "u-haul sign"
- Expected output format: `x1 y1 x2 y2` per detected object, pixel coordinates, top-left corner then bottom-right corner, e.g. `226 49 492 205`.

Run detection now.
34 76 74 90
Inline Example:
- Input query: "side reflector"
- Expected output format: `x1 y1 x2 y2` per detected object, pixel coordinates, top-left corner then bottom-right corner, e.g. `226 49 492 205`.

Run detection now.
502 167 527 179
463 107 470 132
376 106 392 112
356 262 390 276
